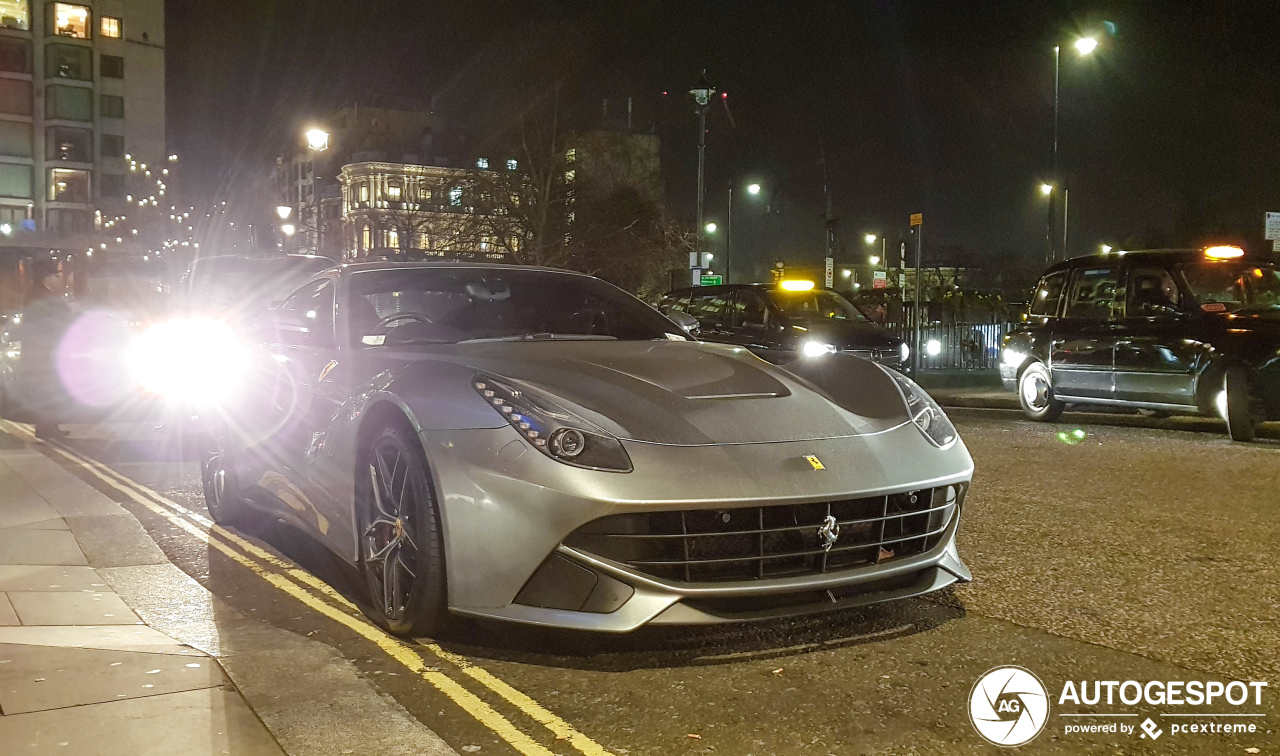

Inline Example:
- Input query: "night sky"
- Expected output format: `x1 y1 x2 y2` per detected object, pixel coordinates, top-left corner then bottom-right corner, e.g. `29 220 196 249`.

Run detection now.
166 0 1280 276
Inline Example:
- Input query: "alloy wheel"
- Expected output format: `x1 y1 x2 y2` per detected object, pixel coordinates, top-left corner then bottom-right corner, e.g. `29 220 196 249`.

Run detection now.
362 438 421 622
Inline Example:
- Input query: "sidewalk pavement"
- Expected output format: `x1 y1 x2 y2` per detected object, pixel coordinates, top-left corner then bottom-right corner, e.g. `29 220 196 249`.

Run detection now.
0 425 457 756
0 432 286 755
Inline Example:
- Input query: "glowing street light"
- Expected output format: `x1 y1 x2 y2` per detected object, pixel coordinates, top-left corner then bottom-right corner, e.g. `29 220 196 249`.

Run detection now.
305 128 330 152
1040 183 1054 196
869 255 881 266
705 222 718 234
1100 243 1113 254
1074 36 1099 55
276 205 292 219
864 233 877 245
281 223 296 236
747 182 761 195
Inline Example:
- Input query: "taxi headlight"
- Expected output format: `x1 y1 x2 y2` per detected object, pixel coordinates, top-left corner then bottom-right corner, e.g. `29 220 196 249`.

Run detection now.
802 341 838 358
473 375 632 472
128 319 248 403
1002 348 1026 367
899 342 911 362
881 366 958 449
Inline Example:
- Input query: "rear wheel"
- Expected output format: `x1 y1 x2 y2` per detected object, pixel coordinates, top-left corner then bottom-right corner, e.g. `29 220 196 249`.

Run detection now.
1018 362 1065 422
1223 366 1260 442
357 423 447 637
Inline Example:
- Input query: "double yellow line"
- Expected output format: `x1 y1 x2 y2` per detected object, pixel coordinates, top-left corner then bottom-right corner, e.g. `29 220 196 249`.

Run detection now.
0 420 614 756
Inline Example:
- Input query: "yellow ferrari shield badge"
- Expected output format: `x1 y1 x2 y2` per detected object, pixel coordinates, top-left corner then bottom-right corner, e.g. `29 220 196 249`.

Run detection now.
804 455 825 470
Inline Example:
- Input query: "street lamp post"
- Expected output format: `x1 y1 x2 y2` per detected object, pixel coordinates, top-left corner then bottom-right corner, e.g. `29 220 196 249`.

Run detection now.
304 128 330 257
725 181 762 284
690 73 715 287
1050 36 1098 262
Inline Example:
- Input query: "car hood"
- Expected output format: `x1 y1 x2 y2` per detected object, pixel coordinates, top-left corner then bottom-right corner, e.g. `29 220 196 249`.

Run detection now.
426 340 910 445
788 318 903 351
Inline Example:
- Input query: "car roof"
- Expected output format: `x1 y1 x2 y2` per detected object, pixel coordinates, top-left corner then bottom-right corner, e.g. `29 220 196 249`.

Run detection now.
334 260 593 278
1045 248 1279 274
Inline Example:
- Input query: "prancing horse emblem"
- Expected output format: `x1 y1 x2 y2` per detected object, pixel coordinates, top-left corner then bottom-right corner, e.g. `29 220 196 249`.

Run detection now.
817 514 840 552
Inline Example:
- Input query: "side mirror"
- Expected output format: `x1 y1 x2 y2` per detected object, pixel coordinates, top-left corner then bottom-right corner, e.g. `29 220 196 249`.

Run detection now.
668 310 700 336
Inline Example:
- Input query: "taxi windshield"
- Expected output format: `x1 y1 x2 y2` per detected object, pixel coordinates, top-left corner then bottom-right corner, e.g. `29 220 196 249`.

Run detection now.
1179 262 1280 311
768 290 868 322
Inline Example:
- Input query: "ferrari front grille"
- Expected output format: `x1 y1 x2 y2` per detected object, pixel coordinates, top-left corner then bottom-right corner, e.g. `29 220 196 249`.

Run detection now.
564 485 962 583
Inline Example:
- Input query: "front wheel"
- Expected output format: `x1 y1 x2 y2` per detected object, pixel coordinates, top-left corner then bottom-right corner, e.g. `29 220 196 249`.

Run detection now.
357 423 447 637
1018 362 1065 422
1223 366 1260 442
200 428 253 526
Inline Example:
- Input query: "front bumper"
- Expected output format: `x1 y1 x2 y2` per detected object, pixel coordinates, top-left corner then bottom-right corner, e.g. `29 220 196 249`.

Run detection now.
999 363 1018 392
421 421 973 632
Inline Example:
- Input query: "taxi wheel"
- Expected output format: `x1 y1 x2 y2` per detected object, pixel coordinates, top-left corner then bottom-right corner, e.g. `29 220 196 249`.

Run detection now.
357 423 447 637
1018 363 1065 422
1223 366 1259 442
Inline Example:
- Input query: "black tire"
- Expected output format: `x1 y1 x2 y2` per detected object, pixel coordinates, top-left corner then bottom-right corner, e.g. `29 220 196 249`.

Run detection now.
200 427 254 526
357 422 447 637
1018 362 1065 422
1223 366 1259 442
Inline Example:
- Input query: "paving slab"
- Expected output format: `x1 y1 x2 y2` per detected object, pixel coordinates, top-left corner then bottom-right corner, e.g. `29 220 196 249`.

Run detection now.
0 595 16 626
0 686 286 755
65 515 168 568
0 642 226 714
0 625 197 655
0 565 105 592
0 448 124 518
0 531 88 566
7 591 141 626
0 464 58 530
4 520 69 532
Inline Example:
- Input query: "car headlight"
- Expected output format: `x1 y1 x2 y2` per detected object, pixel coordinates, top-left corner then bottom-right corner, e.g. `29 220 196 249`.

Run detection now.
129 319 248 404
473 375 633 472
899 342 910 362
801 341 838 358
881 366 958 449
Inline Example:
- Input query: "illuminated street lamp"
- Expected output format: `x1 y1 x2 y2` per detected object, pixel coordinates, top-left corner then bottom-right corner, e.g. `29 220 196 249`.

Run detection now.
305 128 330 152
1074 36 1099 55
869 255 881 266
1101 243 1113 254
747 183 761 196
1051 33 1103 262
1039 183 1054 196
281 223 296 236
705 222 718 234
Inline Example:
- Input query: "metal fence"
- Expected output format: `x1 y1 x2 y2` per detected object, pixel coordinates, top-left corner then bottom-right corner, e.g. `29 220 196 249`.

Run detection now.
885 321 1020 371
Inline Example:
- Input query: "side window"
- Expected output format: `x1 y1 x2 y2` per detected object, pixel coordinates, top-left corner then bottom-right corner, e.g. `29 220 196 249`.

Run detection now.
689 291 731 331
733 290 767 330
1064 267 1123 320
1127 266 1180 315
1028 271 1068 317
277 279 335 346
658 292 691 315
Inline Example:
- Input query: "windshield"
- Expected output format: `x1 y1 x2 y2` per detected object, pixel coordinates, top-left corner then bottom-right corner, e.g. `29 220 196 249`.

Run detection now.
348 268 685 346
184 257 333 311
767 289 868 322
1179 262 1280 311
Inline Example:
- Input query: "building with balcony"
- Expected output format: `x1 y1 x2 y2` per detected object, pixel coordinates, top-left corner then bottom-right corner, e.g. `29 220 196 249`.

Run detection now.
0 0 165 235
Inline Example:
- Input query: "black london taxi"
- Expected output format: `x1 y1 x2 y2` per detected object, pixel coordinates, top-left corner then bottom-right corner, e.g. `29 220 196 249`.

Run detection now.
659 280 910 370
1001 245 1280 441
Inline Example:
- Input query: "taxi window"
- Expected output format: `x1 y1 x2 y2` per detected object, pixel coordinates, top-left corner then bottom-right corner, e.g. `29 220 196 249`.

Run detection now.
1064 267 1123 320
1028 271 1068 317
1127 267 1180 314
732 290 768 329
689 291 732 330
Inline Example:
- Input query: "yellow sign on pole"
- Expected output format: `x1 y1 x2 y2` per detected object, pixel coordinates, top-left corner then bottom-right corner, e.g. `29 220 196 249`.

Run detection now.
910 213 923 226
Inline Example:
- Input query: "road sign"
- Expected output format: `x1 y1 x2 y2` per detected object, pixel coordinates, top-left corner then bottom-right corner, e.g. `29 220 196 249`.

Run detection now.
1273 240 1280 252
824 257 834 288
700 274 722 286
872 278 887 289
910 213 923 227
873 270 888 281
1267 212 1280 241
898 273 907 288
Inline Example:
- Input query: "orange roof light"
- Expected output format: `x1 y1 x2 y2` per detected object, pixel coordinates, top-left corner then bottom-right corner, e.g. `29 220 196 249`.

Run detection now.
1204 245 1244 259
779 279 815 291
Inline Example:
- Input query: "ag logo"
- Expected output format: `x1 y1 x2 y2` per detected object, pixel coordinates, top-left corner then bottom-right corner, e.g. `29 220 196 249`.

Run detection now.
968 666 1049 747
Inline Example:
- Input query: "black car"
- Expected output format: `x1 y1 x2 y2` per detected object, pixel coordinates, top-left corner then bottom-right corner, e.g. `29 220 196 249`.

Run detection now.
659 282 910 370
1001 246 1280 441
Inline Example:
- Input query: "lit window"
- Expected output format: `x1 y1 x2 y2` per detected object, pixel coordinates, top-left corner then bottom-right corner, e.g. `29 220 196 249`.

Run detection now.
358 183 369 203
0 0 30 31
361 225 370 251
476 157 488 169
387 182 401 200
388 228 398 248
448 186 462 206
100 15 120 38
48 167 89 203
52 3 90 38
506 159 518 171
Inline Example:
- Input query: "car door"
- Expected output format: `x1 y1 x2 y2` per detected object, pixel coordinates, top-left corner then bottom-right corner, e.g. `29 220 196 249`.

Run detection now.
687 288 734 342
252 276 345 538
1049 265 1123 400
725 288 779 354
1112 264 1203 406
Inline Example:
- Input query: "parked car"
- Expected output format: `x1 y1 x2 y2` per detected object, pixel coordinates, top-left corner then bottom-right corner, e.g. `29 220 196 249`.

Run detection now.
203 263 972 635
659 281 911 371
1001 245 1280 440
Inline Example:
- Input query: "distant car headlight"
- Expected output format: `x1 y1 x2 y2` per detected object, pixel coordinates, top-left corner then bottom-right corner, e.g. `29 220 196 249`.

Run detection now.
128 319 248 403
880 366 958 449
473 374 633 473
899 342 910 362
801 341 838 358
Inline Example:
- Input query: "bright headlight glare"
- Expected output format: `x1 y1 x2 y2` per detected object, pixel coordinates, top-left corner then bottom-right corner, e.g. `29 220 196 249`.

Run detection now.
1002 348 1026 367
881 366 958 449
802 341 838 358
899 342 910 362
129 319 247 403
473 375 632 472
